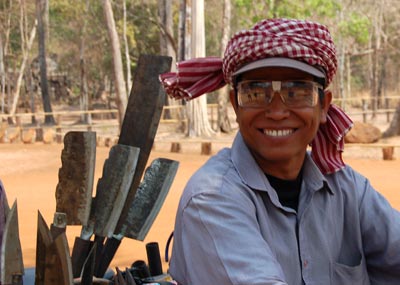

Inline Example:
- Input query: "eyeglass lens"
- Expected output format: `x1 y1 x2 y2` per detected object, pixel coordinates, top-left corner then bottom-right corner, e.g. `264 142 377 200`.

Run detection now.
237 80 321 108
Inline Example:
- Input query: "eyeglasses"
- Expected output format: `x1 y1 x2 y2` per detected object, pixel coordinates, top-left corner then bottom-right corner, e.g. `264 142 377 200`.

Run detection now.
236 80 323 108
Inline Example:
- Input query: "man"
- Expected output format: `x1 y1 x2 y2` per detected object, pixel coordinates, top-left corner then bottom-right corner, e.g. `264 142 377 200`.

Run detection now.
160 18 400 285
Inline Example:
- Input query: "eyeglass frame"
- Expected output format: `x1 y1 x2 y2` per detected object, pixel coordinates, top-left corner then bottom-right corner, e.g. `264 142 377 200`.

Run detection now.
234 79 325 109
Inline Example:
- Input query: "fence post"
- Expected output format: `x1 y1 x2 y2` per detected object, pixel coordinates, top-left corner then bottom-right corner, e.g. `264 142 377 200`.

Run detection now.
362 99 367 123
385 98 390 122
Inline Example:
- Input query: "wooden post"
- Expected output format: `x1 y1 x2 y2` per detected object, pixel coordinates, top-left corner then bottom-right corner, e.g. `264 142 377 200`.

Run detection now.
201 142 212 155
362 99 367 123
382 146 394 160
170 142 181 153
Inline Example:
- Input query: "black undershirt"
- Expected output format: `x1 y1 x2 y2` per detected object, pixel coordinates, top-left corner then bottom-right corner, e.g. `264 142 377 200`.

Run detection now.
265 170 303 211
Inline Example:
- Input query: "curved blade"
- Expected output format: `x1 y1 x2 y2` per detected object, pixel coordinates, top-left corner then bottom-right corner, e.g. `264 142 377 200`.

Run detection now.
1 200 24 285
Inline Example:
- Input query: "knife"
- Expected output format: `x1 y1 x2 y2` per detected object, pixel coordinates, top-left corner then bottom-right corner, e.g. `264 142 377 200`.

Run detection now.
114 55 172 235
91 144 140 273
55 131 96 278
0 200 24 285
94 158 179 277
72 144 139 278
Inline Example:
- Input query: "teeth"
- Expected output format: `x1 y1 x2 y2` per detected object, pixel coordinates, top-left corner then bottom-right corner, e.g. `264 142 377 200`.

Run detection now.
264 129 293 137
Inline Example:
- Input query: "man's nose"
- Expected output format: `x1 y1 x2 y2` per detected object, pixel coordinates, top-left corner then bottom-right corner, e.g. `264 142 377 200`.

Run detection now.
264 92 289 119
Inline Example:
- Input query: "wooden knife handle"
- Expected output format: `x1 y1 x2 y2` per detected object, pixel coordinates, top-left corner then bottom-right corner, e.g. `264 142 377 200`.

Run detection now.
95 237 122 278
71 237 94 278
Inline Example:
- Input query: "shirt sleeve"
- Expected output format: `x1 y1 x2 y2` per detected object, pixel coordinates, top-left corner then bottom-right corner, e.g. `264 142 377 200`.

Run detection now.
171 189 288 285
358 176 400 283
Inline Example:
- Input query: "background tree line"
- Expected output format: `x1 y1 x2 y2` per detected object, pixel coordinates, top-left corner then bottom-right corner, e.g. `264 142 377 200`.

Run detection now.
1 0 400 137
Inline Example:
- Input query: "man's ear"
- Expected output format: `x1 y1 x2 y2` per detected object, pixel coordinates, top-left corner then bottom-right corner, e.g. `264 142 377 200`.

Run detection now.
320 90 332 123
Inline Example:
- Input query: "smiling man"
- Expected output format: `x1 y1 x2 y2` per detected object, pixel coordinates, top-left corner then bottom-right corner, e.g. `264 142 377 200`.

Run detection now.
160 18 400 285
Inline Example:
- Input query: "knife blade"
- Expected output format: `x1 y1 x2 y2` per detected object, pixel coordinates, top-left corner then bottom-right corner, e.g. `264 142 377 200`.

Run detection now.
93 144 140 238
35 211 53 285
0 200 24 285
0 179 10 277
55 131 96 226
94 158 179 277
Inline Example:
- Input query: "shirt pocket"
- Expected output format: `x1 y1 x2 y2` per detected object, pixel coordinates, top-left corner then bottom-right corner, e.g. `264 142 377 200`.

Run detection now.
331 255 370 285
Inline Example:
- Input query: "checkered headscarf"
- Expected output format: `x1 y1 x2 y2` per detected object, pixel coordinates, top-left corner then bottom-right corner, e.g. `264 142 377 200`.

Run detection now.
159 18 353 174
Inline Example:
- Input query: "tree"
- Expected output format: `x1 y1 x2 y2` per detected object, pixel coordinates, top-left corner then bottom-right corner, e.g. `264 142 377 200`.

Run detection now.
79 0 90 124
36 0 55 125
102 0 127 127
186 0 215 138
216 0 232 133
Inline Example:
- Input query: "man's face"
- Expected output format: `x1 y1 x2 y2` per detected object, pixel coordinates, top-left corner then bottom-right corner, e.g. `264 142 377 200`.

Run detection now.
230 67 331 179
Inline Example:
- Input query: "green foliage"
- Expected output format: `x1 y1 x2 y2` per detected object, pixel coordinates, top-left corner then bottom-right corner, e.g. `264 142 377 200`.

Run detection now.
338 14 370 45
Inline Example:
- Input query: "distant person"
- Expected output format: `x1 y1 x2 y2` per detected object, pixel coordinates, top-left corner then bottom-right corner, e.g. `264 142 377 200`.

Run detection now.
160 18 400 285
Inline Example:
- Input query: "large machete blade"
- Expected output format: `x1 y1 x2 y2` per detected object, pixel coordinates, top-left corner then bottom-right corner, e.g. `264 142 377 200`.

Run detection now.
93 144 140 238
55 131 96 226
121 158 179 240
114 54 172 234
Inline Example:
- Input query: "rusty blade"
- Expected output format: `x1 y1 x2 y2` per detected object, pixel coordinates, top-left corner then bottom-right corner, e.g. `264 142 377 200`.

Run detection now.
115 55 172 234
56 131 96 226
93 144 140 238
1 200 24 285
120 158 179 240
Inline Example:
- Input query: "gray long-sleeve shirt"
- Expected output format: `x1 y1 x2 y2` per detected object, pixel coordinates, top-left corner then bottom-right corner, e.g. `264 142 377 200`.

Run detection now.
169 132 400 285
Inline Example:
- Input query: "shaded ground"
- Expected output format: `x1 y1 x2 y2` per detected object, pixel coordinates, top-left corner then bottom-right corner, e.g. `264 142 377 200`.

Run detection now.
1 136 400 272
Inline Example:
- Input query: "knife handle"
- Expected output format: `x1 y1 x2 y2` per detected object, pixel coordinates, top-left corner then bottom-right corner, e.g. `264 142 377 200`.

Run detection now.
71 237 94 278
146 242 163 276
95 236 122 278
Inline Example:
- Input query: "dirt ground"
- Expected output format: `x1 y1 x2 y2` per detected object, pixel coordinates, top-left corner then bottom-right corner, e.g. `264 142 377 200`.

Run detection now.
1 135 400 273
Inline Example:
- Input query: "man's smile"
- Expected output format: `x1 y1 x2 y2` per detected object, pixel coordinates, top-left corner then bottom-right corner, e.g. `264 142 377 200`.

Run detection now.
262 128 295 137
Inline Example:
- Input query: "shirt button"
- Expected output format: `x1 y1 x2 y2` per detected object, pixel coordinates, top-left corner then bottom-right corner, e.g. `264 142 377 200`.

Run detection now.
303 260 308 268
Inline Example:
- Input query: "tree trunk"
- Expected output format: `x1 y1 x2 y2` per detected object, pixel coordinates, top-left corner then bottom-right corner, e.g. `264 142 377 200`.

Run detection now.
186 0 215 138
9 21 37 117
79 0 90 124
102 0 127 128
0 34 5 114
36 0 55 125
159 0 177 121
123 0 132 92
217 0 232 133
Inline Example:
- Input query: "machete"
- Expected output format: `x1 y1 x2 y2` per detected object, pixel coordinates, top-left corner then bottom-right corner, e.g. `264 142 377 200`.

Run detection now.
95 158 179 277
0 200 24 285
55 131 96 278
72 144 139 278
114 54 172 234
